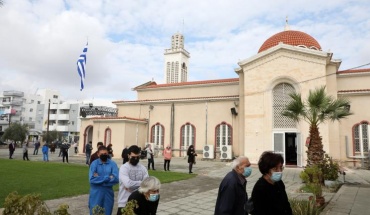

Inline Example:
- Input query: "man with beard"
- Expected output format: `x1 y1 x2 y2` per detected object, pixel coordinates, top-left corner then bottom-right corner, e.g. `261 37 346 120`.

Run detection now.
116 145 149 215
89 146 119 215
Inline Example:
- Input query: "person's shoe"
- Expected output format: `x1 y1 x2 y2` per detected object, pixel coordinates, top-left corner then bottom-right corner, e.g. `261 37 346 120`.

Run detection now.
189 171 193 174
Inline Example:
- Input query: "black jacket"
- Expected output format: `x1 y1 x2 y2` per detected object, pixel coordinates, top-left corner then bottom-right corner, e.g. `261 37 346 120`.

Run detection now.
251 177 292 215
215 170 248 215
127 190 159 215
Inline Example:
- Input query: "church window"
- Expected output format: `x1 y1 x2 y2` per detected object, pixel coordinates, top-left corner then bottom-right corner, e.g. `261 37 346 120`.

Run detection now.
175 61 179 82
151 123 164 148
180 123 195 150
216 122 232 147
353 121 369 154
273 83 296 128
104 128 111 146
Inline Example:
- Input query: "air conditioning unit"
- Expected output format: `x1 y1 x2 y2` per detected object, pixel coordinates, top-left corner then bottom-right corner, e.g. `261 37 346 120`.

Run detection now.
220 145 232 160
203 145 214 159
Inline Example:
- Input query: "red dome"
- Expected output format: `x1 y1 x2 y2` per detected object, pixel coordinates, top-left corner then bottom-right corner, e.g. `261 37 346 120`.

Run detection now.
258 30 321 53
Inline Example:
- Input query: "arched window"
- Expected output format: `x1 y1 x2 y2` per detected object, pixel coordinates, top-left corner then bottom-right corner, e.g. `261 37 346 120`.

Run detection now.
215 122 232 147
104 128 111 146
180 123 196 149
273 83 296 128
353 121 369 154
151 123 164 148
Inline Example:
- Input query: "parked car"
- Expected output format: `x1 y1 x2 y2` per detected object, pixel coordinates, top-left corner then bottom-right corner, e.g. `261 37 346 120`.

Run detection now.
0 140 7 145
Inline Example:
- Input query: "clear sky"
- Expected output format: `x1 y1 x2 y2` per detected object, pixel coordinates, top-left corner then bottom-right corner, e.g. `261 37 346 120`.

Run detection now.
0 0 369 106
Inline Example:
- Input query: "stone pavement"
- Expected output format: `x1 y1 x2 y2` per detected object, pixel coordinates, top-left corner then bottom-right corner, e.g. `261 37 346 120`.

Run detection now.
1 147 370 214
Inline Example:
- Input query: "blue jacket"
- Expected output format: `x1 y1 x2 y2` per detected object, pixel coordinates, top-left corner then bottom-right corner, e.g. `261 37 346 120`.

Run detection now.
88 158 119 215
42 145 49 154
215 170 248 215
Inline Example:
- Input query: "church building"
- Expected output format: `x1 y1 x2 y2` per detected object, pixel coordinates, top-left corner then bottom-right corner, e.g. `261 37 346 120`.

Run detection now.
79 25 370 167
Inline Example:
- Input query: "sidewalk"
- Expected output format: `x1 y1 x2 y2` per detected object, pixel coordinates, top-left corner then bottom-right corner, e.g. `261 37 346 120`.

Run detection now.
1 147 370 214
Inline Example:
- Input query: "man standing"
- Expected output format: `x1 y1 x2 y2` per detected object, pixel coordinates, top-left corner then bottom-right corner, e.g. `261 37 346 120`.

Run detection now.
9 141 15 159
61 141 70 163
42 143 49 162
85 141 93 165
89 146 119 215
214 156 252 215
33 141 40 155
117 145 149 215
90 142 104 165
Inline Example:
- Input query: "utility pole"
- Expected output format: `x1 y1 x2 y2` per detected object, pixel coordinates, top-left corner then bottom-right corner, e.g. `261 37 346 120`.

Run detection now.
46 99 50 144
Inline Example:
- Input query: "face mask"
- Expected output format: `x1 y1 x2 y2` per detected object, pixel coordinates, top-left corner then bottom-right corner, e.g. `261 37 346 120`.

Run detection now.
130 157 140 166
243 167 252 177
148 194 159 202
100 154 108 162
270 172 283 182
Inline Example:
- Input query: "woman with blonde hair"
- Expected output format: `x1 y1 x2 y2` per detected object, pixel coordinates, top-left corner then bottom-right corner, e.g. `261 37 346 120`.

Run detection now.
125 176 161 215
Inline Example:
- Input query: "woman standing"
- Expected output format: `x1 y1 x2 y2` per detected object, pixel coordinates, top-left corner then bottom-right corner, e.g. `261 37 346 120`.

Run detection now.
163 145 172 171
250 151 292 215
107 143 114 159
187 145 197 174
22 142 30 161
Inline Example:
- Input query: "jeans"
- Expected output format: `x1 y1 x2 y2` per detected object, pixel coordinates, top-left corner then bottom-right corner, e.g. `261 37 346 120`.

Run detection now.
33 148 39 155
86 152 91 164
43 153 49 161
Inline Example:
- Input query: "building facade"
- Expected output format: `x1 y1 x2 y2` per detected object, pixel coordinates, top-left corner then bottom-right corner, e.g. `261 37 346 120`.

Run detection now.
79 30 370 167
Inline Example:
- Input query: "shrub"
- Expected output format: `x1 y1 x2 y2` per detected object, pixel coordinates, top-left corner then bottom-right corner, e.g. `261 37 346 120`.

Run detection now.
120 200 138 215
319 154 339 181
289 198 323 215
299 165 323 184
2 192 70 215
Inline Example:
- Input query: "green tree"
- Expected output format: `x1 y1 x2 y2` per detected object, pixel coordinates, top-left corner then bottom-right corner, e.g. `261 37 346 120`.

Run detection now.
1 122 29 145
282 86 352 165
41 130 63 143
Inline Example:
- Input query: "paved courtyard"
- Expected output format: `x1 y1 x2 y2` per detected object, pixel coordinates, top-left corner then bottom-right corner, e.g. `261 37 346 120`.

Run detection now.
1 147 370 214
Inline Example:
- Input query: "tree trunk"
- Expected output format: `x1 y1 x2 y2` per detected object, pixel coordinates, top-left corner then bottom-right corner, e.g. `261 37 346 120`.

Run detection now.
306 124 325 166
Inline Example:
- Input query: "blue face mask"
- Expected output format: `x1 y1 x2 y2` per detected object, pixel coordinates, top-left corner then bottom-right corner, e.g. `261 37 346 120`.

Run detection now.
148 194 159 202
243 167 252 177
270 172 283 182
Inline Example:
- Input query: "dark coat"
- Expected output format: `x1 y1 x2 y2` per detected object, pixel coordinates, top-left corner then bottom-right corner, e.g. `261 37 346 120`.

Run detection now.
214 170 248 215
251 177 292 215
127 190 159 215
187 148 197 163
8 143 15 151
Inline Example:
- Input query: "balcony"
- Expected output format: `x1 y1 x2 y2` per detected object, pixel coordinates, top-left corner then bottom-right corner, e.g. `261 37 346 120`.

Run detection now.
59 103 70 110
3 91 24 97
2 101 23 106
57 125 69 131
49 114 57 120
58 114 69 120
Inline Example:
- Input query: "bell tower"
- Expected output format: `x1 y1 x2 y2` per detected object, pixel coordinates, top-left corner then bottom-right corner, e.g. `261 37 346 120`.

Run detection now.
164 33 190 83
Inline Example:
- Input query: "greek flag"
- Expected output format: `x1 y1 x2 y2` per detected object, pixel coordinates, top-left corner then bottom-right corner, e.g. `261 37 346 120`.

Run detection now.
77 43 88 91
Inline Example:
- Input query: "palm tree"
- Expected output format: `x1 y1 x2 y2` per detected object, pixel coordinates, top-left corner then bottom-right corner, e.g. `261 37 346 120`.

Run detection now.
282 86 352 166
